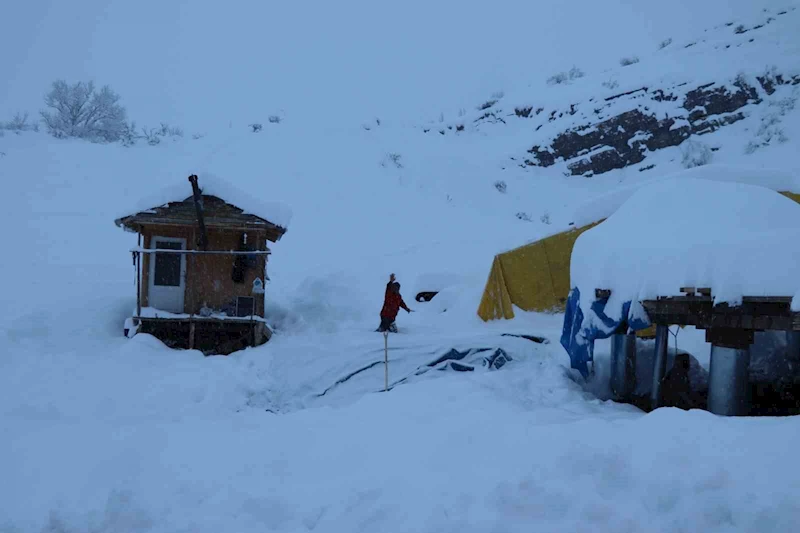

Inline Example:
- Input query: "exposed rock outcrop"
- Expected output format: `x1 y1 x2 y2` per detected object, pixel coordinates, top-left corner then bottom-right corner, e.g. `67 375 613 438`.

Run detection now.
523 74 798 177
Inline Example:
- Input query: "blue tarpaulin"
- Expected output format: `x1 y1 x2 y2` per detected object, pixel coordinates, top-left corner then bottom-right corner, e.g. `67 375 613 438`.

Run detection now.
560 287 652 378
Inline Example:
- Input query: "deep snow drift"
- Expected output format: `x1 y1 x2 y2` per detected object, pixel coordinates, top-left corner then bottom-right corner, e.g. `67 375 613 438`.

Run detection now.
2 1 800 531
572 178 800 315
4 317 800 533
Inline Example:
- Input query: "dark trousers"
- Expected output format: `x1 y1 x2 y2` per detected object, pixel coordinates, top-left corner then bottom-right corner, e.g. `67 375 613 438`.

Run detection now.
377 316 398 332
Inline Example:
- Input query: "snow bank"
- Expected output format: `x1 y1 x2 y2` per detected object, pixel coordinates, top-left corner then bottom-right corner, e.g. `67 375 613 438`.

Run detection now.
137 306 267 322
569 164 800 228
114 171 293 229
408 271 470 295
571 177 800 318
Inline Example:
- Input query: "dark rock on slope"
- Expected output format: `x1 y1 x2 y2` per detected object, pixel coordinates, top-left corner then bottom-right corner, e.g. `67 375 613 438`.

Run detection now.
524 74 798 177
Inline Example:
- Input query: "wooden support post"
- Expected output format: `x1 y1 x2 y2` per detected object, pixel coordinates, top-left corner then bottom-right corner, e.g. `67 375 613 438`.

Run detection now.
595 288 612 299
383 331 389 392
189 227 196 315
189 320 196 350
135 251 142 318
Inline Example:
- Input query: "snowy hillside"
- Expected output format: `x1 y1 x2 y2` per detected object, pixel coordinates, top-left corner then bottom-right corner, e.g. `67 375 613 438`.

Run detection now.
2 1 800 531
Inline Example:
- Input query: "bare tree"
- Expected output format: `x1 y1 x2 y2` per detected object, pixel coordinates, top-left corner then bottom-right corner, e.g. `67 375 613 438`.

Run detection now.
40 80 128 142
1 111 39 133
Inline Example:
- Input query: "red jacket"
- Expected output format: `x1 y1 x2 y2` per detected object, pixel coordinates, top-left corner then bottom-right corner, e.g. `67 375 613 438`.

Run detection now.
381 282 410 319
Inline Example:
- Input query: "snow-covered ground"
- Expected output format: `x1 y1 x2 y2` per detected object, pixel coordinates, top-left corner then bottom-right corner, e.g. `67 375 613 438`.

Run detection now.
3 1 800 531
5 313 800 533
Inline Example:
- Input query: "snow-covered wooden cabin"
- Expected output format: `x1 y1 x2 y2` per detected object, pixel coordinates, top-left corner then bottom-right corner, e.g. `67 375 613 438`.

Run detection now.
115 174 290 354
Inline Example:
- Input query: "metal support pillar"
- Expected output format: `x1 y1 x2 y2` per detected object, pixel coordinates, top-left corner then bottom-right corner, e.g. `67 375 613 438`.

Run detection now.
610 333 637 400
707 345 751 416
786 331 800 362
651 325 670 409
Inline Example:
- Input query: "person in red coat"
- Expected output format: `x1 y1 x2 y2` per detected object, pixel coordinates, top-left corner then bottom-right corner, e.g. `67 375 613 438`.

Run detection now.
377 273 412 332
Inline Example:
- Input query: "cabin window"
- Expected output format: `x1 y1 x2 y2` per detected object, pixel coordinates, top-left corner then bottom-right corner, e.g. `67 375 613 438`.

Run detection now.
153 241 183 287
236 296 255 317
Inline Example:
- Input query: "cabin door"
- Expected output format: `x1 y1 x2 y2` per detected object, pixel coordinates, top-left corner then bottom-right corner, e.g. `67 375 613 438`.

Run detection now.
148 236 187 314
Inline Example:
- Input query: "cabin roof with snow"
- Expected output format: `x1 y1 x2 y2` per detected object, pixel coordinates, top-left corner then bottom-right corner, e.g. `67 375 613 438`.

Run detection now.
114 173 291 242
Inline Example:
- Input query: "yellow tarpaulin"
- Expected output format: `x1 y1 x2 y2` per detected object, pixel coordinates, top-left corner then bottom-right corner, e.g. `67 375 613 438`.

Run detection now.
477 221 601 321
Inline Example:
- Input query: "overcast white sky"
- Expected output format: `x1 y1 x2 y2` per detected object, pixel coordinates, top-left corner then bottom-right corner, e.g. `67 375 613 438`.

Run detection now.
1 1 791 131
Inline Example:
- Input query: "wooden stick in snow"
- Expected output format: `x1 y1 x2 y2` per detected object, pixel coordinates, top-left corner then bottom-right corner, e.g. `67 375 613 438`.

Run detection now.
384 331 389 392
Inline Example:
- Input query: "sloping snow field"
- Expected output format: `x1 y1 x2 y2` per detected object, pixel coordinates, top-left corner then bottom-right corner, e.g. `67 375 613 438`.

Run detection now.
2 1 800 531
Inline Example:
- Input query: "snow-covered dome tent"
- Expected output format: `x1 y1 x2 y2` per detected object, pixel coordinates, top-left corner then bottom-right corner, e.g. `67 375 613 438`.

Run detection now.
561 176 800 415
